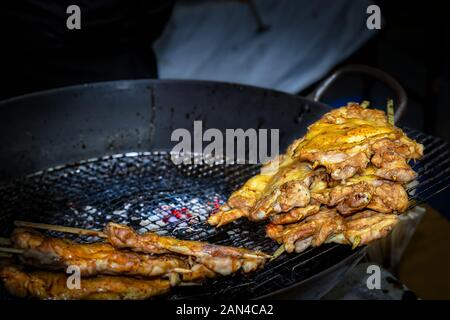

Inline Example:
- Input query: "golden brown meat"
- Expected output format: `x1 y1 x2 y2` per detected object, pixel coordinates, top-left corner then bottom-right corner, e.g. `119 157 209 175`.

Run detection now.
270 204 320 225
267 209 399 253
329 210 399 248
181 263 216 282
292 103 423 181
266 209 345 253
370 138 422 182
0 265 170 300
206 175 271 227
208 159 326 226
248 162 321 221
312 166 409 215
312 182 373 216
11 228 189 278
104 223 269 276
209 103 420 230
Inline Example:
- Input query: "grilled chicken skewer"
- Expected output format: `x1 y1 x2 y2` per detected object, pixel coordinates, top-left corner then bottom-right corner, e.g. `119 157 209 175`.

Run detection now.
312 166 409 216
266 209 346 253
328 210 399 247
14 221 270 276
269 203 320 225
8 228 191 279
208 159 327 226
0 265 171 300
104 223 269 275
266 209 399 253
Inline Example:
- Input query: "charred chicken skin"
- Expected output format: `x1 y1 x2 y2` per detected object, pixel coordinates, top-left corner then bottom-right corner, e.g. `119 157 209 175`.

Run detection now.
0 265 170 300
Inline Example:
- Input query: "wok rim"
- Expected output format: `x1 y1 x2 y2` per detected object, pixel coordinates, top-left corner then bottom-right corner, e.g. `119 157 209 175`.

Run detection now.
0 78 323 106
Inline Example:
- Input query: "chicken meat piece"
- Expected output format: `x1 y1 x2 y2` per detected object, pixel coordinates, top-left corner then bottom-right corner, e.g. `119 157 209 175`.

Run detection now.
266 209 345 253
206 155 294 226
312 166 409 215
0 265 170 300
207 173 273 226
370 138 422 182
329 210 399 248
11 228 190 278
209 158 326 226
312 182 373 216
248 162 325 221
270 204 320 225
104 223 270 276
267 209 399 254
181 263 216 283
292 103 423 181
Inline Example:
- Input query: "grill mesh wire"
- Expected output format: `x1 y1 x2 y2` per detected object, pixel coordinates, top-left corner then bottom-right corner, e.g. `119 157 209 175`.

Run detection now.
0 128 447 299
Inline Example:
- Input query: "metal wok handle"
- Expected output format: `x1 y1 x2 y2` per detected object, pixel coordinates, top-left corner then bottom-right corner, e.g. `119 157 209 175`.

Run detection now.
309 64 408 122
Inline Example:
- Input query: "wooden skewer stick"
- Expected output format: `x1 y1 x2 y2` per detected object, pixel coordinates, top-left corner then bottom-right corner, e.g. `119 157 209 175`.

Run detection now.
14 220 270 260
179 282 203 287
270 244 285 262
14 220 107 238
0 252 12 258
243 253 272 259
387 98 395 126
360 100 370 109
0 237 11 246
0 246 23 254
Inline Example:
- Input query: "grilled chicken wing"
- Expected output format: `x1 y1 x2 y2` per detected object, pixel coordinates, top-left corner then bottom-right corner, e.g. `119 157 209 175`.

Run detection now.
11 228 189 278
292 103 423 181
0 265 170 300
104 223 269 276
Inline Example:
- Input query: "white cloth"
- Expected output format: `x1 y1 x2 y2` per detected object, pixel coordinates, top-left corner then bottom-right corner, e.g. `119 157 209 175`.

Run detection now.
155 0 376 94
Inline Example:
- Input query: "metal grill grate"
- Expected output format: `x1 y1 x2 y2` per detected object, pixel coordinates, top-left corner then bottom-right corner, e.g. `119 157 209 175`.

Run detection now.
402 128 450 210
0 128 448 299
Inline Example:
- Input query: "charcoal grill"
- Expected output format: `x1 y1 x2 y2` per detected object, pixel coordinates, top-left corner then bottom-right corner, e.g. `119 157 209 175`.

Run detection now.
0 78 448 300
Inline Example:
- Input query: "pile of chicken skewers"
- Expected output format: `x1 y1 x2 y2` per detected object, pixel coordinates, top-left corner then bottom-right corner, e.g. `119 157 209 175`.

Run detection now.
0 222 269 299
208 103 423 254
